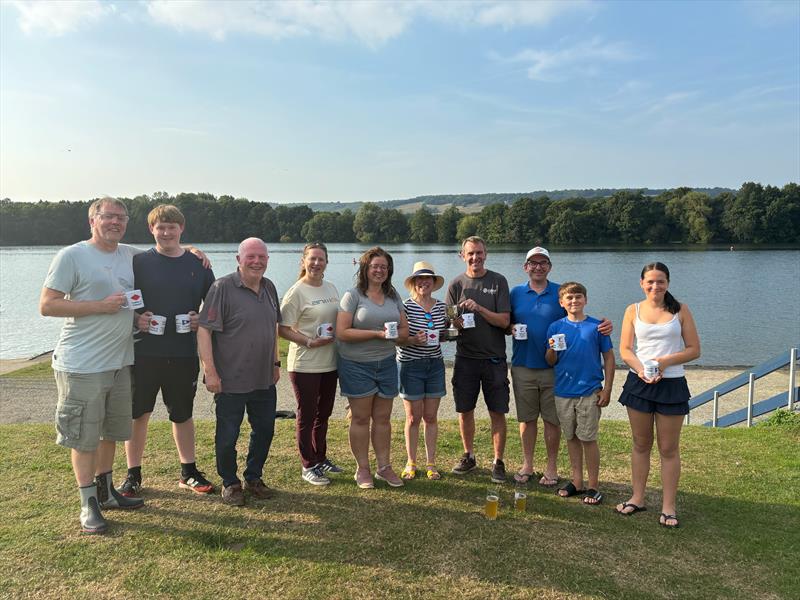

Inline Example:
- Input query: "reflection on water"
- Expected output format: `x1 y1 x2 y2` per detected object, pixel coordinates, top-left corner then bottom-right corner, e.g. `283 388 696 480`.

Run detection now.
1 244 798 365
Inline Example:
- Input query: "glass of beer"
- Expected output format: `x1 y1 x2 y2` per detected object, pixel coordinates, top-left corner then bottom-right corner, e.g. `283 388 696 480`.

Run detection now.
484 491 500 520
514 489 527 512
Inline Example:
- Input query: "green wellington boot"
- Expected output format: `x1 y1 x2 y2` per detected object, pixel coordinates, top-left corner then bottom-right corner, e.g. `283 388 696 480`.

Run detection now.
79 483 107 534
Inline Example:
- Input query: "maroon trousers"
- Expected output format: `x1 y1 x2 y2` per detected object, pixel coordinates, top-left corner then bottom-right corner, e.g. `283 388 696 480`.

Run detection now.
288 370 339 468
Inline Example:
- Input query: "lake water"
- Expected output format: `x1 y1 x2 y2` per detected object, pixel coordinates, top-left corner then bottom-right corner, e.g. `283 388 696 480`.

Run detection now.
1 244 798 366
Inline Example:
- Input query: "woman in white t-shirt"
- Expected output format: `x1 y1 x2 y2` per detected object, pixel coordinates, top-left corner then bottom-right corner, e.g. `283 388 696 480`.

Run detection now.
279 242 342 487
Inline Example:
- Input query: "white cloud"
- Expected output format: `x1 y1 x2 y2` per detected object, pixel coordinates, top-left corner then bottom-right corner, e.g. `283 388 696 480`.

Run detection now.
144 0 591 45
146 1 416 45
474 0 593 28
8 0 594 45
503 37 637 82
11 0 113 36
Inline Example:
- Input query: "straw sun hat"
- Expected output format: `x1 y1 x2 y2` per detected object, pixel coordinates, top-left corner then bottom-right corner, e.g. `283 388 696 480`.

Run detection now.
403 261 445 293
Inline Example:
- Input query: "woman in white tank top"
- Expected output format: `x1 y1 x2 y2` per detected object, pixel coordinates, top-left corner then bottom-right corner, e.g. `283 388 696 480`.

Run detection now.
615 262 701 529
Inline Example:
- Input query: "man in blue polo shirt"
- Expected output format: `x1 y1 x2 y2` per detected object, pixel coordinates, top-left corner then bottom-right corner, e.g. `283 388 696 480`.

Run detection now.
509 247 612 486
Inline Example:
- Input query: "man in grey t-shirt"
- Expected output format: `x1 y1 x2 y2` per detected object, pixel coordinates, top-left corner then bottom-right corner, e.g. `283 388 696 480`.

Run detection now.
40 197 146 534
445 236 511 483
197 237 281 507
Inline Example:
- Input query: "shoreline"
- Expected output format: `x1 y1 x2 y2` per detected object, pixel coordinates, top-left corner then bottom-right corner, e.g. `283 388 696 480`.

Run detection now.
1 356 794 426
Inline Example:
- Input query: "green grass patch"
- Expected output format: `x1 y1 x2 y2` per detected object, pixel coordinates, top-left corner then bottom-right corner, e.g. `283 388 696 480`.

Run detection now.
0 419 797 599
1 360 53 378
1 340 288 380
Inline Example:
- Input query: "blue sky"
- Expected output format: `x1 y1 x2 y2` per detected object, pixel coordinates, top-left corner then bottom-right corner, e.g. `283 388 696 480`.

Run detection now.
1 0 798 204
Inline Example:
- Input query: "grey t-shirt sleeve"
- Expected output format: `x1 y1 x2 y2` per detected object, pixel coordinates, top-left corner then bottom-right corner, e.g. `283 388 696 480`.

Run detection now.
43 247 76 294
198 279 225 332
445 280 459 306
339 288 360 314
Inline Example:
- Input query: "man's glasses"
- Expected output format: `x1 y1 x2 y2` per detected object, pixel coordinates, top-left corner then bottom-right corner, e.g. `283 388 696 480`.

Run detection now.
95 213 129 223
526 260 550 269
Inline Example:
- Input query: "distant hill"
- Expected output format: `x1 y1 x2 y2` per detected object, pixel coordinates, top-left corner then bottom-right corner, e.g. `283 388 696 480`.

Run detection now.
283 188 735 214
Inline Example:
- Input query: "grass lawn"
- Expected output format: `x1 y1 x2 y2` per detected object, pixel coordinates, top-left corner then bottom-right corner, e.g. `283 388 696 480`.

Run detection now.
0 417 798 599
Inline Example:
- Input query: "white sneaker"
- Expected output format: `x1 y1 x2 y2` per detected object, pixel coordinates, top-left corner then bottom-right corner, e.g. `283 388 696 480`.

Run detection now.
302 465 331 486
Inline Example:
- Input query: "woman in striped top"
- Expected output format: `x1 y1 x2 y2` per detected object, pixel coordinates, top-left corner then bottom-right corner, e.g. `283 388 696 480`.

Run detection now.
397 261 448 480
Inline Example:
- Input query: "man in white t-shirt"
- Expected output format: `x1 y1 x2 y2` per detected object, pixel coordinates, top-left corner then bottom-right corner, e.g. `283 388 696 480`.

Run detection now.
40 197 147 534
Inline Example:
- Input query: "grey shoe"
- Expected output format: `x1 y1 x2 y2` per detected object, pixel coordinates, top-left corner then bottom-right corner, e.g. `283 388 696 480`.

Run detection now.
79 483 107 534
96 471 144 510
318 458 343 474
302 465 331 486
491 459 507 484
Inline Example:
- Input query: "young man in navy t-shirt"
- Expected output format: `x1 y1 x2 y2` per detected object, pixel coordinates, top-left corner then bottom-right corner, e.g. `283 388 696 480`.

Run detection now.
120 205 216 497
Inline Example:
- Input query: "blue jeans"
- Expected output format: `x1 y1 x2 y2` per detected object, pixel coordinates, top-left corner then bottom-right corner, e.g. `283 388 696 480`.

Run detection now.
214 387 277 488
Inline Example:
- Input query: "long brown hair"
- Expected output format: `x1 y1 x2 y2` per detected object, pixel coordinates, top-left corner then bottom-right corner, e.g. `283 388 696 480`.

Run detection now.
356 246 397 298
298 242 328 280
641 262 681 314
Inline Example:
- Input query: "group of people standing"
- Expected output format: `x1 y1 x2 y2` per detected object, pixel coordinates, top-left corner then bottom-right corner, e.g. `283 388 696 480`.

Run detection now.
41 197 700 535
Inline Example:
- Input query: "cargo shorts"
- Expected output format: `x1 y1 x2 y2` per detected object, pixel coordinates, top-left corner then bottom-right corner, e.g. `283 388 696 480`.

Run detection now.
54 367 133 451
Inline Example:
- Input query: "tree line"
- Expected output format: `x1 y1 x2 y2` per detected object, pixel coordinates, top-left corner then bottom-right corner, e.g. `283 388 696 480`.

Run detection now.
1 183 797 246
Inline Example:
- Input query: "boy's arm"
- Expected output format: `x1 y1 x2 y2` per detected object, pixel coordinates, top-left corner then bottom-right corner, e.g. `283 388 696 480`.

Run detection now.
545 347 558 366
598 349 615 406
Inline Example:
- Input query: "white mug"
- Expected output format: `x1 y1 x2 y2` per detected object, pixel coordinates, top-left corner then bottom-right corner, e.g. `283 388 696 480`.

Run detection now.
643 359 660 379
148 315 167 335
512 323 528 340
125 289 145 310
462 313 476 328
175 314 192 334
425 330 440 347
316 322 334 338
549 333 567 351
384 321 399 339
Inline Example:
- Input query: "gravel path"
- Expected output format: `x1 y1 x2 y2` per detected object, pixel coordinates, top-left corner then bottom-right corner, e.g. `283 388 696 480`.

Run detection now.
1 363 794 426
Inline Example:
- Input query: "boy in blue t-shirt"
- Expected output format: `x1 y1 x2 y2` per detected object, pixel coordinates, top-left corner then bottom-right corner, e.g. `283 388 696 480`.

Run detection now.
545 282 614 506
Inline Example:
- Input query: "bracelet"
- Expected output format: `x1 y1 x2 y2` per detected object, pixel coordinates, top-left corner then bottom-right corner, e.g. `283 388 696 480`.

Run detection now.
305 337 312 348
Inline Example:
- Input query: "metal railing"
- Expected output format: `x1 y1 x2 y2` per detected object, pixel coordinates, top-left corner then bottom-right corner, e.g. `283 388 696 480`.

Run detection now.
687 346 798 428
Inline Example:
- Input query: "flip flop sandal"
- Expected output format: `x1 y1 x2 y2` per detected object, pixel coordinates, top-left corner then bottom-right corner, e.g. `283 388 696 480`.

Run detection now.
539 474 559 487
557 482 586 498
583 489 603 505
401 463 417 480
615 502 647 516
514 471 534 484
660 513 680 528
426 464 441 480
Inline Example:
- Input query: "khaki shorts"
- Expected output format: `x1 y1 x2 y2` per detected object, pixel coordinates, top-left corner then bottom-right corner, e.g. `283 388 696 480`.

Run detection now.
511 366 558 425
54 367 132 451
555 392 601 441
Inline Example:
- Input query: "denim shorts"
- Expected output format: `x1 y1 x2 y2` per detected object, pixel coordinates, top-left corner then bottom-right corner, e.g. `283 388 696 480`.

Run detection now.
398 357 446 401
338 354 398 399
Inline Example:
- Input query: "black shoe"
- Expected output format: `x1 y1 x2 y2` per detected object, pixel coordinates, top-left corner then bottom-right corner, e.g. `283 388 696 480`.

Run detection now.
96 471 144 510
452 453 477 475
491 459 507 484
179 471 215 494
117 473 142 498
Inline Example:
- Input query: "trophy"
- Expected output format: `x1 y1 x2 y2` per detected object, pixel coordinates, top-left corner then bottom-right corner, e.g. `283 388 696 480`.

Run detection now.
446 304 460 339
